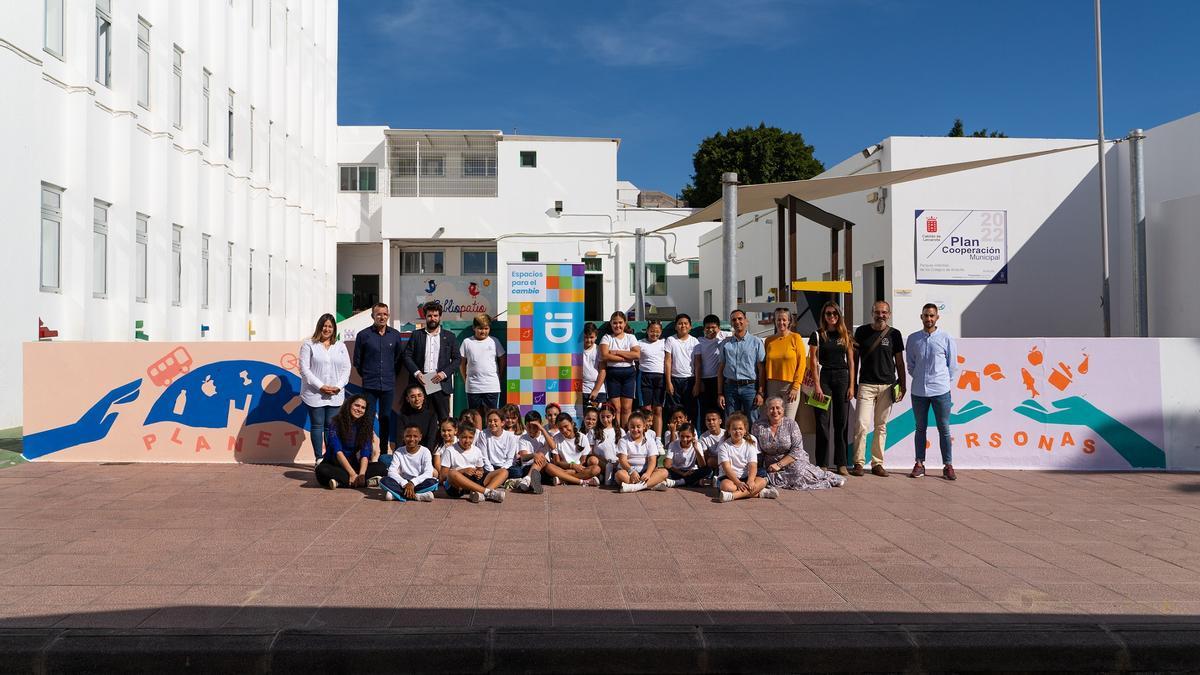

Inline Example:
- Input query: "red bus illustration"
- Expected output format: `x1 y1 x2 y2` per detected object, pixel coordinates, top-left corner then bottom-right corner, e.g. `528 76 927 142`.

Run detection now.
147 347 194 387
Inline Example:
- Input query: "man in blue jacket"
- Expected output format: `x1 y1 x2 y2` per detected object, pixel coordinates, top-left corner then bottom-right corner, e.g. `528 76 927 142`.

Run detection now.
353 303 402 454
402 301 461 421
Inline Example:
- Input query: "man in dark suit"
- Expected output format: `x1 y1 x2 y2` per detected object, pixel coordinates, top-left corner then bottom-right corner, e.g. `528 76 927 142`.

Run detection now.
402 301 461 421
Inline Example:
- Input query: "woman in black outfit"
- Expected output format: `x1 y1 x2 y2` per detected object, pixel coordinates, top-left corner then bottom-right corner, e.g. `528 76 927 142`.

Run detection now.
398 384 441 453
808 301 856 475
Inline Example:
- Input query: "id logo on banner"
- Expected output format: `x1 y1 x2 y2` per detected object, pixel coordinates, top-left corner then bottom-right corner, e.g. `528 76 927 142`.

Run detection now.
505 263 585 415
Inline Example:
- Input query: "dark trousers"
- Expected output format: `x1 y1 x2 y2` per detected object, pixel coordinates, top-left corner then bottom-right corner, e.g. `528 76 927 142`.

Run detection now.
668 376 696 423
315 458 387 488
362 388 393 449
698 377 722 418
669 465 712 486
814 368 850 468
427 389 451 421
379 476 438 501
467 392 500 415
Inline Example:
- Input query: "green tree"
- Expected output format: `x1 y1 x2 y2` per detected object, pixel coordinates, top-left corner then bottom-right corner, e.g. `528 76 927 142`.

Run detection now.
681 124 824 207
948 118 1007 138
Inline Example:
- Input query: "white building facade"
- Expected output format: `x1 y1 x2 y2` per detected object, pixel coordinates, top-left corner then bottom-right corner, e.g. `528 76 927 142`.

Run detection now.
335 127 701 326
698 119 1200 339
0 0 340 428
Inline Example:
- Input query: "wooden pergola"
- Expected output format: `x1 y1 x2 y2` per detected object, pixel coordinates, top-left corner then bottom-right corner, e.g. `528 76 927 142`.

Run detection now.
774 195 855 321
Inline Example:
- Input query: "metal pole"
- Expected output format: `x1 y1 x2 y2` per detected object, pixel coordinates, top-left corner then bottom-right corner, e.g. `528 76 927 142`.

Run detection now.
1129 128 1148 336
634 228 646 322
1094 0 1112 337
721 172 738 317
613 242 621 318
380 239 391 321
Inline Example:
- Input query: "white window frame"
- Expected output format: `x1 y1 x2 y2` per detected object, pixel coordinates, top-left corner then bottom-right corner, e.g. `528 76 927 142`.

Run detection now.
201 69 211 146
462 154 497 178
200 234 210 309
172 45 183 129
44 0 64 58
171 225 183 306
420 154 445 177
92 200 109 298
339 165 378 192
400 251 444 275
461 250 497 275
630 262 667 297
95 0 111 87
137 17 151 109
135 213 149 302
40 183 63 293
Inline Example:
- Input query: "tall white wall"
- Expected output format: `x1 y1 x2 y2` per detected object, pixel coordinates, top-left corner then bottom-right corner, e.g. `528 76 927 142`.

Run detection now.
0 0 339 428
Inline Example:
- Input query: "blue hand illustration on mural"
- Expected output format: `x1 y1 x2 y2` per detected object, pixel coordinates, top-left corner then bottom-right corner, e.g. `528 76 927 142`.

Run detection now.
144 360 306 429
863 400 992 462
1013 397 1165 468
22 379 143 460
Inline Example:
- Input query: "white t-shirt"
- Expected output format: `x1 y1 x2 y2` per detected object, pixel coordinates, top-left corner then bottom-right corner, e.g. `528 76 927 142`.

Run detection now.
388 446 434 484
480 430 520 471
460 336 504 393
582 344 604 395
664 334 698 378
518 432 552 466
637 339 666 374
695 332 728 378
667 439 701 471
617 435 661 469
601 333 637 368
697 429 725 454
552 431 592 464
590 427 619 462
440 442 485 470
716 438 758 479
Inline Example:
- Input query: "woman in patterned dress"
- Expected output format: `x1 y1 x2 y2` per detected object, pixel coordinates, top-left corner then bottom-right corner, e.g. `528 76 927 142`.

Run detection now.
752 397 845 490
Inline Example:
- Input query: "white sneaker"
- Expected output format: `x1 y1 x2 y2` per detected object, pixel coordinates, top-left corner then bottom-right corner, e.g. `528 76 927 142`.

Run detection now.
469 491 484 503
518 476 532 492
552 477 562 486
383 490 395 501
651 481 670 491
485 489 506 503
760 486 780 499
326 479 338 490
719 490 733 503
620 482 645 493
416 491 434 502
581 477 599 487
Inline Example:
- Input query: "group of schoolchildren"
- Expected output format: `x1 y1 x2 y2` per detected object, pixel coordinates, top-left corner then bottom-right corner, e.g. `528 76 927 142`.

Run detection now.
315 396 780 504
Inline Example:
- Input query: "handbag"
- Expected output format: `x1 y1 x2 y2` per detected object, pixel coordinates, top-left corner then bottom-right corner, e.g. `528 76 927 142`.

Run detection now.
800 331 819 396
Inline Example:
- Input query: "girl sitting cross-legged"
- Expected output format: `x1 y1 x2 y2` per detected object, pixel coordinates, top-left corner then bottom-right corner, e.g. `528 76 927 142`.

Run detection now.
547 412 601 486
615 411 669 493
380 422 439 502
440 421 507 503
715 412 779 503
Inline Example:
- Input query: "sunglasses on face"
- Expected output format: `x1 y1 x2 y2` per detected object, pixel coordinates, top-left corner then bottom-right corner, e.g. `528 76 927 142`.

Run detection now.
824 311 840 317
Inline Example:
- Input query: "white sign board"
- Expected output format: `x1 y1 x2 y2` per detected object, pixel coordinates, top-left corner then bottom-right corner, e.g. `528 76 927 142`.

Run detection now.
915 209 1008 284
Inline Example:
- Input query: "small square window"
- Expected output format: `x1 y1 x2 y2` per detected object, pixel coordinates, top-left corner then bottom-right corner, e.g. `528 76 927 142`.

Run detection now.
519 151 537 168
401 251 444 274
687 260 699 278
754 275 763 297
522 251 539 262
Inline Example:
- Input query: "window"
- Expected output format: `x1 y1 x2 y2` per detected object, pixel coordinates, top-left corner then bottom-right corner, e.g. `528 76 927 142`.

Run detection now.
420 154 445 177
401 251 444 275
226 242 234 311
227 90 235 161
249 106 256 172
339 165 377 192
201 70 211 146
462 251 497 275
135 214 148 302
171 45 182 128
91 200 109 298
200 234 210 309
137 18 151 108
754 275 763 298
736 280 746 305
582 257 603 272
630 263 667 296
171 225 183 305
248 249 254 313
522 251 539 262
519 151 537 168
95 0 111 86
688 260 699 278
462 154 497 177
44 0 64 57
392 157 416 176
40 184 62 292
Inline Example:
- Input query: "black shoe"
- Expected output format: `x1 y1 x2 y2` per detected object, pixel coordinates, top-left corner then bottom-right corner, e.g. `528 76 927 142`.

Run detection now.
530 469 544 494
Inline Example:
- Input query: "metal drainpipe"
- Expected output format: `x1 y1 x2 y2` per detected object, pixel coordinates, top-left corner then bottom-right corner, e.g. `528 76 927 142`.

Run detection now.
1129 128 1148 336
721 172 738 317
634 228 646 321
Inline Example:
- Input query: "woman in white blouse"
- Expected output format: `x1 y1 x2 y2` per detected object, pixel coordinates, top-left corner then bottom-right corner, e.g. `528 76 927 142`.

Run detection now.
299 313 351 466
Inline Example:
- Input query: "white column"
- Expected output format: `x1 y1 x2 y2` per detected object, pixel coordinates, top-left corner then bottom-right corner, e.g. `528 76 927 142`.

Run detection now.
381 239 391 319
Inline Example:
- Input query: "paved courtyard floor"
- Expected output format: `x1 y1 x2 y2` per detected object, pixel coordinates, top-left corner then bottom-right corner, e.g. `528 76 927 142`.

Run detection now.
1 462 1198 633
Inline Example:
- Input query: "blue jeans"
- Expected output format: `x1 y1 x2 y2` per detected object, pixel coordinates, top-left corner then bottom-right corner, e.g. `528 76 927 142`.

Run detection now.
379 476 438 502
912 392 953 465
725 382 758 423
305 404 339 460
467 392 500 413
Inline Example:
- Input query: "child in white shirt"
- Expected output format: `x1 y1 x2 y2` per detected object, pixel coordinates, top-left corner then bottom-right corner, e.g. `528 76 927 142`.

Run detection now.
715 412 776 502
637 320 668 438
546 413 601 486
663 423 712 488
441 422 506 503
615 412 669 493
481 410 521 479
380 423 438 502
515 410 557 494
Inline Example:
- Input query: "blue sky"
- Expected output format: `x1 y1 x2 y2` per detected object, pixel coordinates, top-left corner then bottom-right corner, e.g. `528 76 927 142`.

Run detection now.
338 0 1199 198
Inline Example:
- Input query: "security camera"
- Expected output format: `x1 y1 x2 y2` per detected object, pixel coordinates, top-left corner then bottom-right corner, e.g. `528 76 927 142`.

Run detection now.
554 200 563 214
861 143 882 159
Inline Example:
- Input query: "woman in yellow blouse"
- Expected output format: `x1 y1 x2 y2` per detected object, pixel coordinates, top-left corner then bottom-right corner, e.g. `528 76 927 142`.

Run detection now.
762 308 807 419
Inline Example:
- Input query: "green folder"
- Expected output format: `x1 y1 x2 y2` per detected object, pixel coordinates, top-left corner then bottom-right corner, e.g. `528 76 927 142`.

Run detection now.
806 393 830 410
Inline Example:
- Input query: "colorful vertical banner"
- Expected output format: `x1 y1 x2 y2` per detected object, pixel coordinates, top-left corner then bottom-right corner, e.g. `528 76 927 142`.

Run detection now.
505 263 584 416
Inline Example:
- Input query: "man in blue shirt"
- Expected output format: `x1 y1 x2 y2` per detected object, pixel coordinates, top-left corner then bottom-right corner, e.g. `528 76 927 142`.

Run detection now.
353 303 403 454
717 310 766 423
905 303 959 480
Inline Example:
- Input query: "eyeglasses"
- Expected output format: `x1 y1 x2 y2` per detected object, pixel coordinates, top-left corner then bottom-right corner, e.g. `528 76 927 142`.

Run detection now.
824 311 840 317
